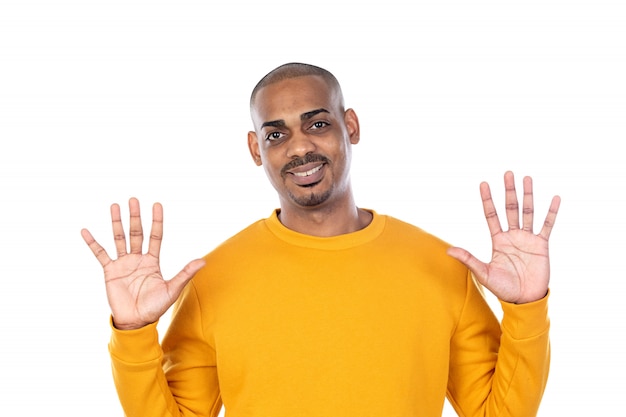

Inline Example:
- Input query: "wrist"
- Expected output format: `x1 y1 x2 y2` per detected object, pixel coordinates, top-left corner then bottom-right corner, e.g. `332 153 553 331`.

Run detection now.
111 316 152 331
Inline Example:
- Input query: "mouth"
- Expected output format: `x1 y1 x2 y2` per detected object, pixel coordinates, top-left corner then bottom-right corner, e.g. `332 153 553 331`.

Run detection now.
292 164 323 177
286 162 326 186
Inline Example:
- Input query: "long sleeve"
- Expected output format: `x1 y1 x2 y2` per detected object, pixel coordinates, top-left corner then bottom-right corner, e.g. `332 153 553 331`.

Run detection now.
107 212 551 416
447 272 550 417
108 281 221 417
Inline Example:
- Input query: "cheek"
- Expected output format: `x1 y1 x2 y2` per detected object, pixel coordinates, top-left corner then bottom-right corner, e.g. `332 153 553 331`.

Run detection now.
262 158 284 184
333 141 352 165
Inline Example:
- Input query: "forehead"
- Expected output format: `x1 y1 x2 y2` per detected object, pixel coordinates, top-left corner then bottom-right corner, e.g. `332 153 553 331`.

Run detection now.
251 75 339 125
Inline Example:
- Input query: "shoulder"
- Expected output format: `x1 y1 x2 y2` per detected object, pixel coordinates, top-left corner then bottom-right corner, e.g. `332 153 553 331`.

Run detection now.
189 216 272 289
372 213 473 310
375 213 467 274
380 214 451 249
207 217 273 259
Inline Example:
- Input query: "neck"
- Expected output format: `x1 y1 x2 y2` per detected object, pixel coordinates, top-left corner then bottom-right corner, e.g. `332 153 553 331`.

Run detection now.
277 200 372 237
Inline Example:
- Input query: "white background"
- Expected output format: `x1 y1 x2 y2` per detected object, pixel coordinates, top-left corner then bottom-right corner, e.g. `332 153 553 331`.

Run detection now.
1 0 624 415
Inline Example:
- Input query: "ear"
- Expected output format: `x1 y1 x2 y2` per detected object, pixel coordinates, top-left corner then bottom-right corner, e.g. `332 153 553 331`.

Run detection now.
344 108 360 145
247 131 263 166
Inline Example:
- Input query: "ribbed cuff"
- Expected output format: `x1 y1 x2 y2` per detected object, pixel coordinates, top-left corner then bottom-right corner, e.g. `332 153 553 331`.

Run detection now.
108 316 162 365
500 290 550 340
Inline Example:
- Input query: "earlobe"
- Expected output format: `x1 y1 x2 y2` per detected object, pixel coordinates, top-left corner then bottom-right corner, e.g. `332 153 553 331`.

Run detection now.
247 131 263 166
345 108 360 145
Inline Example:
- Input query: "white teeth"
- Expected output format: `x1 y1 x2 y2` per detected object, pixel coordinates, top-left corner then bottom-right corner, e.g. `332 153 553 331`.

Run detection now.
293 164 323 177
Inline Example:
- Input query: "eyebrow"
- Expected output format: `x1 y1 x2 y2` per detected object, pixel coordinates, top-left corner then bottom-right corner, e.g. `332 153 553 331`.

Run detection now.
261 108 330 129
301 108 330 120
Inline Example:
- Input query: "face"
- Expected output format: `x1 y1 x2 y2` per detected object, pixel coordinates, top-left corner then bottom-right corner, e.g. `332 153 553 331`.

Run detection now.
248 75 360 212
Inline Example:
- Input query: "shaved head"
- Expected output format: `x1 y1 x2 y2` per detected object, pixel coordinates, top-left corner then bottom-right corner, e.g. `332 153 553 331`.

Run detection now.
250 63 345 111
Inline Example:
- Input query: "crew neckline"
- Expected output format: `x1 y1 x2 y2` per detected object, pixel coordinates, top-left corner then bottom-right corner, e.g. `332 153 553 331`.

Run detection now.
263 209 386 250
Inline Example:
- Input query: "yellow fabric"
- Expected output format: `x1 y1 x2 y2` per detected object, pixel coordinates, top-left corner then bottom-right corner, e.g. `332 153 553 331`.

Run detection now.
109 210 550 417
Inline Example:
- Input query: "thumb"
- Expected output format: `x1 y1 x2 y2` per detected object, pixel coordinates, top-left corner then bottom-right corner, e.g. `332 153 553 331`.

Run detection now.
446 247 488 284
166 258 206 299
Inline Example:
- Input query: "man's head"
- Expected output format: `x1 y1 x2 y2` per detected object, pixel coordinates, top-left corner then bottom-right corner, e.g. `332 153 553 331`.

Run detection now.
247 63 360 214
250 63 345 112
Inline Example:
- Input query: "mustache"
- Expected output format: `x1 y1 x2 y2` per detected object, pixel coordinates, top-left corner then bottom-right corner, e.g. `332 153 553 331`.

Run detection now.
281 154 331 177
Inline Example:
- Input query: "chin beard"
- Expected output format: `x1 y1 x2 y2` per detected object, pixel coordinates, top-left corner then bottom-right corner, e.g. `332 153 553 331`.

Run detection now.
288 186 333 207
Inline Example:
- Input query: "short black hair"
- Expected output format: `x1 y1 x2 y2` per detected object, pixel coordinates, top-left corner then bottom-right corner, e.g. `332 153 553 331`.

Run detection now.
250 62 344 109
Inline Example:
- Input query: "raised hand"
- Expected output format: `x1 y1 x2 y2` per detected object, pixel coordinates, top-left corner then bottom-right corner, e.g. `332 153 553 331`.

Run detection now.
447 171 561 304
81 198 206 330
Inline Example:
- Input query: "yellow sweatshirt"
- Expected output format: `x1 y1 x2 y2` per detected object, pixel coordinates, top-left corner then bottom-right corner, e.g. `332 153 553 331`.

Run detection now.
109 210 550 417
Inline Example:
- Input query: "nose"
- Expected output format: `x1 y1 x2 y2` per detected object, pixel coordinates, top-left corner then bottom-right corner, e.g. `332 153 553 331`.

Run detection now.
286 130 316 159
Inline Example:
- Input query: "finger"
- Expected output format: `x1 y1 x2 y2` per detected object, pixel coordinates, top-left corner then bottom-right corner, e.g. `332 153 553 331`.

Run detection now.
128 197 144 254
522 176 534 232
166 258 206 300
81 228 112 267
147 202 164 258
110 203 127 257
480 181 502 237
446 247 489 284
504 171 520 230
539 195 561 240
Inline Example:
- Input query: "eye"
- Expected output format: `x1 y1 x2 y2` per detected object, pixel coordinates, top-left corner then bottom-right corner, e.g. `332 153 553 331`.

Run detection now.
265 131 285 141
310 121 330 130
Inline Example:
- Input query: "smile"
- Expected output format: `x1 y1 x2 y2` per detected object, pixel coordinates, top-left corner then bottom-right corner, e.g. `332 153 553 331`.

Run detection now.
292 164 324 177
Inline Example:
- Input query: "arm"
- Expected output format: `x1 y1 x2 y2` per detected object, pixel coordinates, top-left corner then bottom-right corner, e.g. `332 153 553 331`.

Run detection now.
446 171 560 416
82 198 209 416
108 282 222 417
446 271 550 416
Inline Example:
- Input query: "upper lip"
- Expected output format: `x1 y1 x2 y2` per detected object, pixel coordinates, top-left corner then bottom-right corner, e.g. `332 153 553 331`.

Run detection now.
281 154 330 178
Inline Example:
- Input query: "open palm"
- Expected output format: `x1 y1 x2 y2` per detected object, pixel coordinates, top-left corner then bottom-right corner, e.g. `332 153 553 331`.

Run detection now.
81 198 205 330
447 172 561 304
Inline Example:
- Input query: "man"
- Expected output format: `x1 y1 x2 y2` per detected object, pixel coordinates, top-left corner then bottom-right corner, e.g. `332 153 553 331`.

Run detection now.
82 63 561 416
